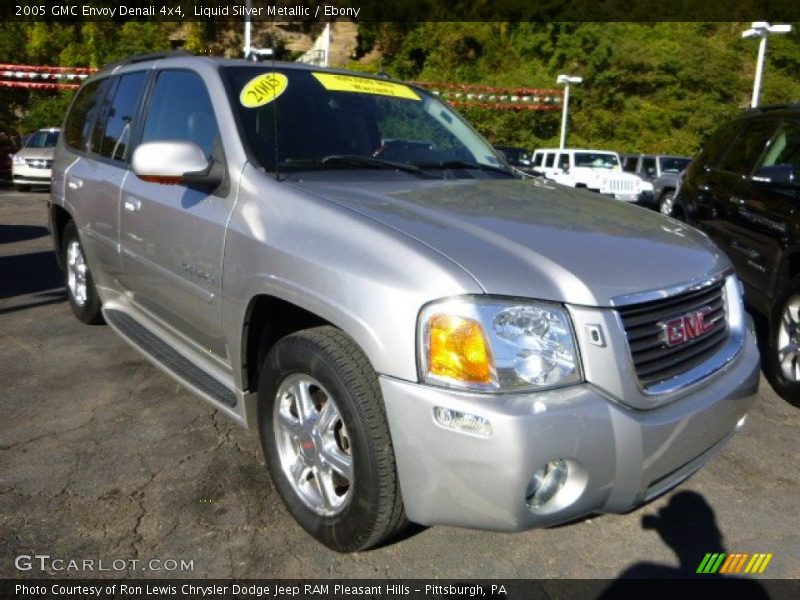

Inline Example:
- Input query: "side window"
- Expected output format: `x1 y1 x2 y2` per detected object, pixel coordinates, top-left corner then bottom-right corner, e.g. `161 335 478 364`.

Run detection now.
717 121 777 175
140 70 220 157
642 157 657 177
558 153 570 171
63 79 107 151
95 72 147 161
756 122 800 174
544 153 555 168
532 153 543 167
694 120 741 169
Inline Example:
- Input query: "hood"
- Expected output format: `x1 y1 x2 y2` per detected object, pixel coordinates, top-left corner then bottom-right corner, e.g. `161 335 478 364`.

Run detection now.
16 147 55 160
292 177 729 307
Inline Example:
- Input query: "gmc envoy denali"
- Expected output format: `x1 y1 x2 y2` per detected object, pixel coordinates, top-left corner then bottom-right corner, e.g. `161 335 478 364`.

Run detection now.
50 53 759 552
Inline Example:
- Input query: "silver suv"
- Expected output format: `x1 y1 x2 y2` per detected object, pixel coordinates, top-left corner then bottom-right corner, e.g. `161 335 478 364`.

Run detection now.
50 53 760 552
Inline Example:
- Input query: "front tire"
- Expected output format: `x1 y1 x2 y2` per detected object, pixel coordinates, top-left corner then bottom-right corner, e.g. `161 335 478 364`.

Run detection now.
258 326 406 552
659 190 675 216
62 220 103 324
764 275 800 406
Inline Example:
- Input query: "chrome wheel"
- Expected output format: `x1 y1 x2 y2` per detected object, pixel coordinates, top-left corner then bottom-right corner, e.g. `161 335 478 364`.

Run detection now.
66 239 88 307
660 191 675 216
777 294 800 382
273 374 353 517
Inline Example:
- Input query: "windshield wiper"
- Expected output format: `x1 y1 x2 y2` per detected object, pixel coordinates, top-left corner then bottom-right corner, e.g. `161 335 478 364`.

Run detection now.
413 160 513 176
321 154 434 177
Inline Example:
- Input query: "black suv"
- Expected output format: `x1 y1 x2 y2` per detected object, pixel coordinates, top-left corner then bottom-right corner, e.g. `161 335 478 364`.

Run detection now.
675 105 800 404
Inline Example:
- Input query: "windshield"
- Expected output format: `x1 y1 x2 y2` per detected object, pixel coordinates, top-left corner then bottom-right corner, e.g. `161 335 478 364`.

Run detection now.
659 157 691 173
496 146 531 166
25 130 59 149
574 152 619 169
224 67 506 176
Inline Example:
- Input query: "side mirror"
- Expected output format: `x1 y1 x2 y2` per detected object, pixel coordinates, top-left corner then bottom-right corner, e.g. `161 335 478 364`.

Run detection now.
752 164 797 186
132 141 222 189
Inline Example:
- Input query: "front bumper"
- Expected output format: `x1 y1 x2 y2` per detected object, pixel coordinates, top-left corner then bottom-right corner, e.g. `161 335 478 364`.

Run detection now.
12 164 52 185
380 325 759 531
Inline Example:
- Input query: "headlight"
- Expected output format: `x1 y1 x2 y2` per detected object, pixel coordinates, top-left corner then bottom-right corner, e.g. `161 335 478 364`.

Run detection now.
418 296 582 393
12 155 25 165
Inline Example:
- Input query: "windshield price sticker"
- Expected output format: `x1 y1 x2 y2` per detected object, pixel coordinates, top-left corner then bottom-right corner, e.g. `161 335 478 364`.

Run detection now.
312 73 420 101
240 73 288 108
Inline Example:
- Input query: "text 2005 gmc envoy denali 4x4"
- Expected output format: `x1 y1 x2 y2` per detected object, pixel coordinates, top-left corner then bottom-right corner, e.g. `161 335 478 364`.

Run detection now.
50 53 759 552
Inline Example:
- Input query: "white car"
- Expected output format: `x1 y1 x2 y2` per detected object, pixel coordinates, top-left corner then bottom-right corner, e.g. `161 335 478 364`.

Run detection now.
12 128 60 191
532 148 653 202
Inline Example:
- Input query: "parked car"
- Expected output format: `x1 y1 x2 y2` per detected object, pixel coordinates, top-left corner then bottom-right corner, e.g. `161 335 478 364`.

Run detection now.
624 154 692 213
51 54 759 552
494 144 534 173
12 127 60 191
0 132 21 181
531 148 654 202
674 104 799 405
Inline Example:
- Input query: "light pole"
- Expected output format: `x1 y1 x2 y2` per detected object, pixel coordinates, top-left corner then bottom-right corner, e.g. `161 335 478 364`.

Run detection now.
742 21 792 108
243 0 274 61
557 74 582 150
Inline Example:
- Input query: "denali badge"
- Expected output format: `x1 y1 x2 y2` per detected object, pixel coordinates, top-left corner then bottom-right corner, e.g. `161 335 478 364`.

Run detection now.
661 306 714 347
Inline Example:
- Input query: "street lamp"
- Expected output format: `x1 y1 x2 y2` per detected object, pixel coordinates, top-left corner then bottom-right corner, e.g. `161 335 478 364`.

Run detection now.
243 0 274 61
742 21 793 108
557 74 582 150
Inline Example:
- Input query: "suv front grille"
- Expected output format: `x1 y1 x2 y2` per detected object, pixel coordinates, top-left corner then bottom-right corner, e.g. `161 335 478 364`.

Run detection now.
25 158 52 169
605 178 636 193
618 279 728 389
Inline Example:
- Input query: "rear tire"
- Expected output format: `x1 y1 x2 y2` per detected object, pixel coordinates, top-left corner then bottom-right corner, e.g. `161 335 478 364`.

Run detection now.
62 220 103 324
258 326 407 551
764 275 800 406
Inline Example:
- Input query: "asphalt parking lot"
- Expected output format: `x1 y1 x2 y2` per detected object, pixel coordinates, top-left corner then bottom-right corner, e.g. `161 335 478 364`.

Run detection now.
1 187 798 581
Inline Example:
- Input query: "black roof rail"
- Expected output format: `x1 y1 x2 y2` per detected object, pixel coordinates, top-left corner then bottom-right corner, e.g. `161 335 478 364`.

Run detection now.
98 50 193 73
743 103 800 114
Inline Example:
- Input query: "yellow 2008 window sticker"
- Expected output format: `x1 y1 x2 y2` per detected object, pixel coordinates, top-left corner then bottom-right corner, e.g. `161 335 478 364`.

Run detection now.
240 73 288 108
312 72 420 101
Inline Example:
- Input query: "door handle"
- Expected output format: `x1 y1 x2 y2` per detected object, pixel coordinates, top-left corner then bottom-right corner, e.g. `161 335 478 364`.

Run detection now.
67 177 83 190
123 197 142 212
730 240 760 260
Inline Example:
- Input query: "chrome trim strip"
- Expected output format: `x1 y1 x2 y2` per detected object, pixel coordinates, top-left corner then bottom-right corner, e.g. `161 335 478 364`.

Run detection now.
609 268 732 308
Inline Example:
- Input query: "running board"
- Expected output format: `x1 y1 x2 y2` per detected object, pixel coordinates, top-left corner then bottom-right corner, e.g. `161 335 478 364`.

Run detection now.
104 309 237 408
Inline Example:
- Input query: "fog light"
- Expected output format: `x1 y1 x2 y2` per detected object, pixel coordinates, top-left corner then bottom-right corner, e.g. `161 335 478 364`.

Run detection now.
526 459 568 508
433 407 492 437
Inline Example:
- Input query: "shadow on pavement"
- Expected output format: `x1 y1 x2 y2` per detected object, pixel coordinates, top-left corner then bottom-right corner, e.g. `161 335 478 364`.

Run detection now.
0 224 50 245
0 250 64 300
597 491 769 595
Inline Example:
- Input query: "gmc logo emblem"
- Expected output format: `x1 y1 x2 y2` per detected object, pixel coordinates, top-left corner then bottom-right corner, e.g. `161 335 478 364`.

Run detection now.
660 306 715 347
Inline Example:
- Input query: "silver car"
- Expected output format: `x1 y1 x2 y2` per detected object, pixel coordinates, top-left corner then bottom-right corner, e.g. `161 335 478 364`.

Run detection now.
50 54 760 552
12 127 59 191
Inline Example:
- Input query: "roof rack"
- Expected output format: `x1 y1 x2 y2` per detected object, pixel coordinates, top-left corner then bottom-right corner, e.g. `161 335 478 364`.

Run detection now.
98 50 193 73
743 103 800 113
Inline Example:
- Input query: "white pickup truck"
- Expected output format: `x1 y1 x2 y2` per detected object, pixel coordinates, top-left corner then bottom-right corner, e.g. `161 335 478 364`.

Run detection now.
532 148 653 202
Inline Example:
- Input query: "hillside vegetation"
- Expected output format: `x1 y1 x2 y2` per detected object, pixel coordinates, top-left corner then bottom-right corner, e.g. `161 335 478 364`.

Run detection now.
2 21 798 156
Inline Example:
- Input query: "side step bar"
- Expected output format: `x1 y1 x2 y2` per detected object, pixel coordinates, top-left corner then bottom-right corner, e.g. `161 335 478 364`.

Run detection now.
105 309 237 408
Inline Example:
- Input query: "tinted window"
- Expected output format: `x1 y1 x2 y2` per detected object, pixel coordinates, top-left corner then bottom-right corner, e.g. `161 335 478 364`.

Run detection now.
718 121 777 175
532 153 543 167
544 153 555 167
694 120 741 169
558 153 570 170
659 157 691 173
756 122 800 173
141 70 219 157
95 72 147 161
621 156 638 172
64 79 106 151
